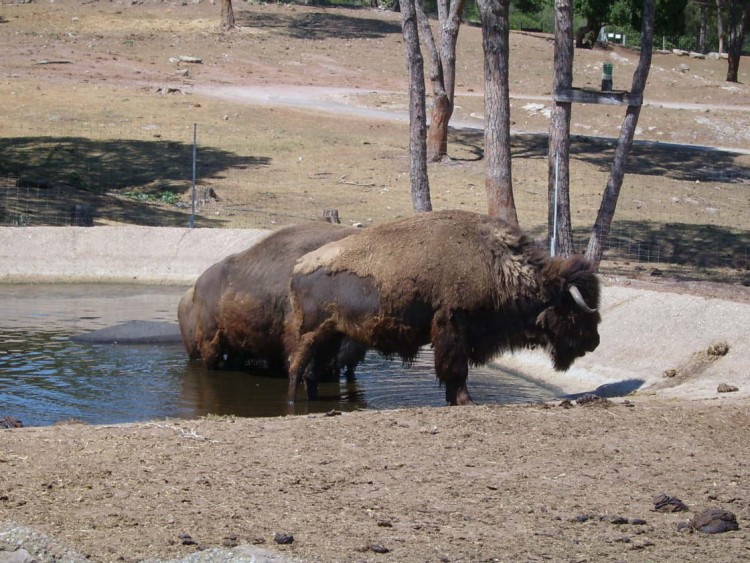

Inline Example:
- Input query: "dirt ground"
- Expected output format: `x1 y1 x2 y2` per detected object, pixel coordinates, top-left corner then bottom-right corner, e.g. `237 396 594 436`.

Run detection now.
1 0 748 285
1 399 749 562
1 1 750 561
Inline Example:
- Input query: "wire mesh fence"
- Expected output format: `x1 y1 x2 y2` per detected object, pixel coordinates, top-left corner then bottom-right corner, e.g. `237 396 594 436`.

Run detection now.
1 122 748 281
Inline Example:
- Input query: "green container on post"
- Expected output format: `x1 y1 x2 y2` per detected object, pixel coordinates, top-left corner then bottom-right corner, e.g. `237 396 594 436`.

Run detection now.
601 62 613 91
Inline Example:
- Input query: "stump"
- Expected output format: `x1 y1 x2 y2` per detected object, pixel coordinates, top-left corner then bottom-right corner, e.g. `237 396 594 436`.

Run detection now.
323 208 340 224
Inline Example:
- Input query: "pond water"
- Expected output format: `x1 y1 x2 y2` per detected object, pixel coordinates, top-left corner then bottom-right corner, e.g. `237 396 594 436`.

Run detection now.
0 284 560 427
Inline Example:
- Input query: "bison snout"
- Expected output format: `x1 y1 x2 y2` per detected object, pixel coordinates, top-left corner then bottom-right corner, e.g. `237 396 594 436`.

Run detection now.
584 332 600 352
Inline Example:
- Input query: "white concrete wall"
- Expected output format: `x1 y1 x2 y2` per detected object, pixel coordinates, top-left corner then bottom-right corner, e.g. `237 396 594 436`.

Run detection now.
0 226 270 284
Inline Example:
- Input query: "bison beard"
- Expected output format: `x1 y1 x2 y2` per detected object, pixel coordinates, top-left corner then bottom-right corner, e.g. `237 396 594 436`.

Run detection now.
286 210 601 405
178 222 366 379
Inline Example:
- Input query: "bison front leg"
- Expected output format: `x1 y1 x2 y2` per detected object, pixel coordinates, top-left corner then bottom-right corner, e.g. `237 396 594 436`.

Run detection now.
432 316 474 406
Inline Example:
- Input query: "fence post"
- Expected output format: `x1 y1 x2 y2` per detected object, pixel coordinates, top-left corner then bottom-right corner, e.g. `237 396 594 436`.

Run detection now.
189 123 197 228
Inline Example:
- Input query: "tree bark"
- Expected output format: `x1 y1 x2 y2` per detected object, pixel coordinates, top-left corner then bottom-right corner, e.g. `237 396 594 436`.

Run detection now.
726 0 750 82
547 0 575 257
716 0 726 53
220 0 236 32
401 0 433 212
699 2 709 53
586 0 655 268
416 0 466 162
477 0 517 226
575 19 601 49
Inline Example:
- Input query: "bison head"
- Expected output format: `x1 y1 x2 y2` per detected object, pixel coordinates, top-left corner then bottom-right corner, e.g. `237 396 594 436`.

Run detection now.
536 255 601 371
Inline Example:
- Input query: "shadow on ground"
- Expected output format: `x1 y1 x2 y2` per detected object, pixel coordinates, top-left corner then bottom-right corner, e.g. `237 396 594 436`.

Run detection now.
450 130 750 183
236 7 402 40
0 136 270 227
523 220 749 282
562 378 646 400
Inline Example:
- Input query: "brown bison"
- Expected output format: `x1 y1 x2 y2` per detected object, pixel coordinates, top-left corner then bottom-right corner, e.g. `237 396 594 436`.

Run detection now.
285 210 601 405
179 222 365 377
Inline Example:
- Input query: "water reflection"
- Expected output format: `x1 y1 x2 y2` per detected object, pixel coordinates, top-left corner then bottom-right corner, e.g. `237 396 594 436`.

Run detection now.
0 284 559 427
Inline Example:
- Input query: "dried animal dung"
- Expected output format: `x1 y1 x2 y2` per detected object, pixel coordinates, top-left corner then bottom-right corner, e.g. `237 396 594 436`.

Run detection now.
689 508 739 534
707 342 729 357
652 493 689 512
274 532 294 545
576 394 612 407
717 383 739 393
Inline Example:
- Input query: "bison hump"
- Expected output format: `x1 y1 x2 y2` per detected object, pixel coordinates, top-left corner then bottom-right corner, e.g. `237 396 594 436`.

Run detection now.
293 211 543 308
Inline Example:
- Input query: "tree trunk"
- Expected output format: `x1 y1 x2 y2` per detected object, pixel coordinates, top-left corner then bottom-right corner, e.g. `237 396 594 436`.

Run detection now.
401 0 433 212
716 0 726 53
416 0 466 162
699 3 709 53
220 0 236 32
726 0 750 82
477 0 517 225
586 0 655 268
547 0 575 257
575 18 601 49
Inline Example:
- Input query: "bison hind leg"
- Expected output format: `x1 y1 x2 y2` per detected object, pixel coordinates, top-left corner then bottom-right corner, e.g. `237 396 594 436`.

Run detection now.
287 319 342 403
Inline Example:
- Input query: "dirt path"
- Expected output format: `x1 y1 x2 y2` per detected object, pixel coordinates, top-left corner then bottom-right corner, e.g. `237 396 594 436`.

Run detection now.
195 84 750 155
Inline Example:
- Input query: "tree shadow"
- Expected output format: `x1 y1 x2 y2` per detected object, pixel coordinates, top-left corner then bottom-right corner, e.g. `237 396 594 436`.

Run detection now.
0 136 270 227
524 220 748 281
509 133 750 183
235 8 402 40
589 220 749 272
450 129 750 183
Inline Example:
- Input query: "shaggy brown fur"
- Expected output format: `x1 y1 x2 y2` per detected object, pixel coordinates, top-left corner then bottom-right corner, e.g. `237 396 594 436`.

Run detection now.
179 222 364 376
287 210 601 405
177 287 200 360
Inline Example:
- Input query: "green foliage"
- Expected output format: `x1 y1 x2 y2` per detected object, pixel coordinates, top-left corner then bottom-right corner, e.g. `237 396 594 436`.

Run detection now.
512 0 546 13
629 0 688 36
574 0 613 25
509 9 548 30
608 0 633 27
123 190 180 205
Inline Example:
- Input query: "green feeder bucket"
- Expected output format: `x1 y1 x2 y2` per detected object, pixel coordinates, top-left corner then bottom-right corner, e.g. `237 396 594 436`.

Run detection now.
601 62 614 91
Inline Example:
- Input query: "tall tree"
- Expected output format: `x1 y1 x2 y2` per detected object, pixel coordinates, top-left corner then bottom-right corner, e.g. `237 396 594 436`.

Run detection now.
716 0 726 53
698 0 709 52
586 0 655 267
402 0 433 212
415 0 467 162
477 0 518 225
547 0 576 257
220 0 236 32
726 0 750 81
574 0 612 47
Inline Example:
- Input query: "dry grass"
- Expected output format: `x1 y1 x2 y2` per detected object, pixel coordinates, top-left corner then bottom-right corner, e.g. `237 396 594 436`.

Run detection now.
0 0 748 281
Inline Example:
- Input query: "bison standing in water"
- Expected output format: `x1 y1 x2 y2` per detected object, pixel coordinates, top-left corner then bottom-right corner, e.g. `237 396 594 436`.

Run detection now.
286 210 601 404
178 222 365 377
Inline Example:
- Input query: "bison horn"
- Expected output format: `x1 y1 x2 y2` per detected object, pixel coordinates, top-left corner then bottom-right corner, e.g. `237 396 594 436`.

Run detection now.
568 285 597 313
